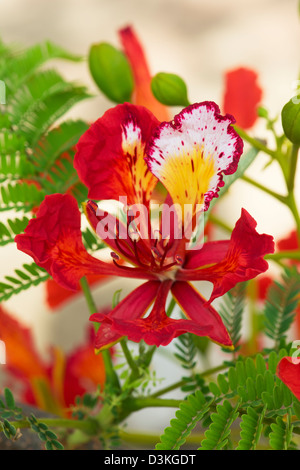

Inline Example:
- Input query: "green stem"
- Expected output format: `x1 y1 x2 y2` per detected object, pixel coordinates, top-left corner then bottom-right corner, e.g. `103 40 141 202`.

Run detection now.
287 143 299 192
79 277 120 392
124 397 182 412
209 214 233 234
166 297 176 317
241 175 286 203
143 345 157 367
5 417 99 434
149 362 232 398
286 192 300 242
265 250 300 261
119 430 205 446
80 276 97 314
233 125 277 159
120 339 139 379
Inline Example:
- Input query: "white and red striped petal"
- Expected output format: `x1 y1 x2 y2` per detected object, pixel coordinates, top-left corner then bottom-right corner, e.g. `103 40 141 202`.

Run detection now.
146 101 243 219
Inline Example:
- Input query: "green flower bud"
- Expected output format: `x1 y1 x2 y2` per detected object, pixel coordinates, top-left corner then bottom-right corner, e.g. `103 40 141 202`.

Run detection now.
257 106 269 119
281 97 300 144
88 43 134 103
151 72 189 107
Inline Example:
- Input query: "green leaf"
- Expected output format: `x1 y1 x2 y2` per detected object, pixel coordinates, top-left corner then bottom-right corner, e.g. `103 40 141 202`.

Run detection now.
17 86 91 146
264 267 300 345
3 40 82 94
0 216 30 246
199 399 240 450
4 388 15 409
174 333 197 371
34 120 89 172
237 405 266 450
0 181 44 212
219 283 247 350
0 263 49 302
156 391 212 450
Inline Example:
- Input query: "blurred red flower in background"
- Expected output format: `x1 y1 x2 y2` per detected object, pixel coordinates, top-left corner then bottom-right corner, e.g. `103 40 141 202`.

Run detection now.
0 305 107 416
222 67 263 130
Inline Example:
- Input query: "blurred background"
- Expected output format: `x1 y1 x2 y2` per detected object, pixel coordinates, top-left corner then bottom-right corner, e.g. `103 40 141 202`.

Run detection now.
0 0 299 434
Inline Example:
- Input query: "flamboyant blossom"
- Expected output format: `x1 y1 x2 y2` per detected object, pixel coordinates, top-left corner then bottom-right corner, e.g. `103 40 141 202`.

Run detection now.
277 356 300 401
223 67 262 129
15 101 274 350
0 305 106 416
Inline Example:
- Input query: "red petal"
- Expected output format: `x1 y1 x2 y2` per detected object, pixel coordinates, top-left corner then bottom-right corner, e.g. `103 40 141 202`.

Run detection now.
15 194 129 291
277 230 298 251
178 209 274 302
277 357 300 400
0 305 48 380
223 67 262 129
184 240 230 269
63 327 106 407
171 281 232 347
91 281 160 350
103 280 173 347
96 280 232 348
74 103 159 206
256 274 273 301
119 26 169 122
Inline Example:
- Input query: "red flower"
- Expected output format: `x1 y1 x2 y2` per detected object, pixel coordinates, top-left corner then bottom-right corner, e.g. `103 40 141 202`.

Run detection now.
276 356 300 401
0 305 106 415
223 67 263 129
16 102 274 350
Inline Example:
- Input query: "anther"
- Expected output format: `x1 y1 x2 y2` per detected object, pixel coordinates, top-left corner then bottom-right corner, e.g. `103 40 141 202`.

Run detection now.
175 254 183 265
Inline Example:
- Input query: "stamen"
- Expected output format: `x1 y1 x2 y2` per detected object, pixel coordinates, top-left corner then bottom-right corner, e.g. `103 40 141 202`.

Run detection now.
128 229 140 242
161 253 183 271
110 252 120 261
154 230 162 248
159 240 171 268
151 246 162 258
175 254 183 265
114 220 134 258
162 236 170 248
133 239 148 267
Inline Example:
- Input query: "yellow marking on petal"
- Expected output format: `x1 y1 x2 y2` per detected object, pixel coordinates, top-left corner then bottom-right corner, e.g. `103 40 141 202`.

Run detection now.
94 336 125 353
121 123 157 205
159 145 217 222
30 377 64 416
52 347 67 409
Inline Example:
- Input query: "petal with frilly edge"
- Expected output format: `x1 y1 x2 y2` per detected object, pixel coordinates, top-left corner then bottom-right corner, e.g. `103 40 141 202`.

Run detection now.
97 280 232 348
15 194 154 291
90 281 160 350
276 357 300 401
177 209 275 303
74 103 159 207
145 102 243 223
